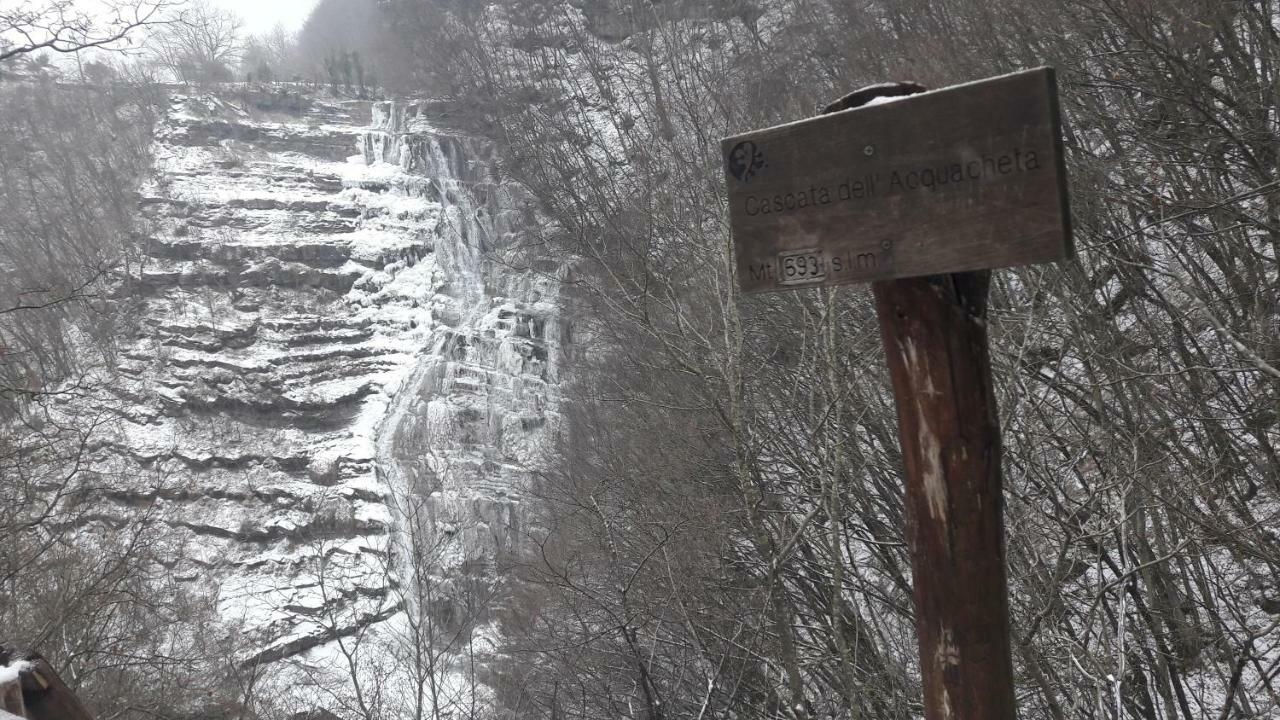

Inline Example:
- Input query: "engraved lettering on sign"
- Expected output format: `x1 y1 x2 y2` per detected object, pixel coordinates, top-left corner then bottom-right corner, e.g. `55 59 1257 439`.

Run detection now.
748 260 775 282
741 149 1042 218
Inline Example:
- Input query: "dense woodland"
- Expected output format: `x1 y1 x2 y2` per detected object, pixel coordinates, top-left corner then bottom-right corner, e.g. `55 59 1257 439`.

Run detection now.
2 0 1279 719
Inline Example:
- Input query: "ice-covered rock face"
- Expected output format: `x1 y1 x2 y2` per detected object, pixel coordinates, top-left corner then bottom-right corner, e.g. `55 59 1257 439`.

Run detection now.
94 91 560 675
364 100 561 559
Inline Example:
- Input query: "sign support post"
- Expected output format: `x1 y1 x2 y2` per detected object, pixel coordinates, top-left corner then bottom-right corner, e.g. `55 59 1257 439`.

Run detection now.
872 271 1015 720
723 69 1072 720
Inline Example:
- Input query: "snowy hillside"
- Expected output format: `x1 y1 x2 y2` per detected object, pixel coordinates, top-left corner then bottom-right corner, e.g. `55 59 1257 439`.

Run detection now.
71 88 562 705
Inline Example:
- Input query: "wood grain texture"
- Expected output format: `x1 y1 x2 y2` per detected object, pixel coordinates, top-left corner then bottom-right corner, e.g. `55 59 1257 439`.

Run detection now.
724 67 1070 293
1 679 24 717
873 272 1015 720
0 644 94 720
18 657 95 720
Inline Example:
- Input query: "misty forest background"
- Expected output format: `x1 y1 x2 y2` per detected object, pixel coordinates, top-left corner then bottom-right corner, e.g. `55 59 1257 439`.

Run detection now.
2 0 1279 718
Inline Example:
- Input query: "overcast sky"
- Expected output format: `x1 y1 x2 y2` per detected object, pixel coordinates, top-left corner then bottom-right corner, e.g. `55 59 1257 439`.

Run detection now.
206 0 317 37
0 1 317 49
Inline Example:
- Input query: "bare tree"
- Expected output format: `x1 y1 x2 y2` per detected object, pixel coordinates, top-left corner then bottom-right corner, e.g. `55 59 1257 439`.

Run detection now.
147 0 243 84
0 0 178 62
0 39 258 720
240 23 299 83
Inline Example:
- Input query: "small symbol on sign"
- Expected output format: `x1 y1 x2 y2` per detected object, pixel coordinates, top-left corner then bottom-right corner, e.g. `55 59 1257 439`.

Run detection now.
728 140 765 183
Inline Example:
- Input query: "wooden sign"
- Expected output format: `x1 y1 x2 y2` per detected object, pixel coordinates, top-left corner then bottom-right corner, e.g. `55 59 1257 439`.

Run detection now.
723 67 1071 293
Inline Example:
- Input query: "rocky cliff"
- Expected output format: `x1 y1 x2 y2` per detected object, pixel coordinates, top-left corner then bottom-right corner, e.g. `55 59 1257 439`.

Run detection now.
88 89 560 691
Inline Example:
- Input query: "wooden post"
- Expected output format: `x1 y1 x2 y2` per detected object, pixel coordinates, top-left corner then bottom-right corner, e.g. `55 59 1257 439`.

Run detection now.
19 657 95 720
2 676 25 717
873 271 1015 720
0 644 95 720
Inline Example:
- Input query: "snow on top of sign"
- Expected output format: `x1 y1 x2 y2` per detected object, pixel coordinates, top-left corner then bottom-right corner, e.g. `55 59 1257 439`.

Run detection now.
0 659 30 685
722 66 1055 141
861 94 909 108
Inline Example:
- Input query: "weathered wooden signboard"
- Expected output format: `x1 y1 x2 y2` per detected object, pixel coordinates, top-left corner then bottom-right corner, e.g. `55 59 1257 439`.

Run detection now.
723 67 1071 293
